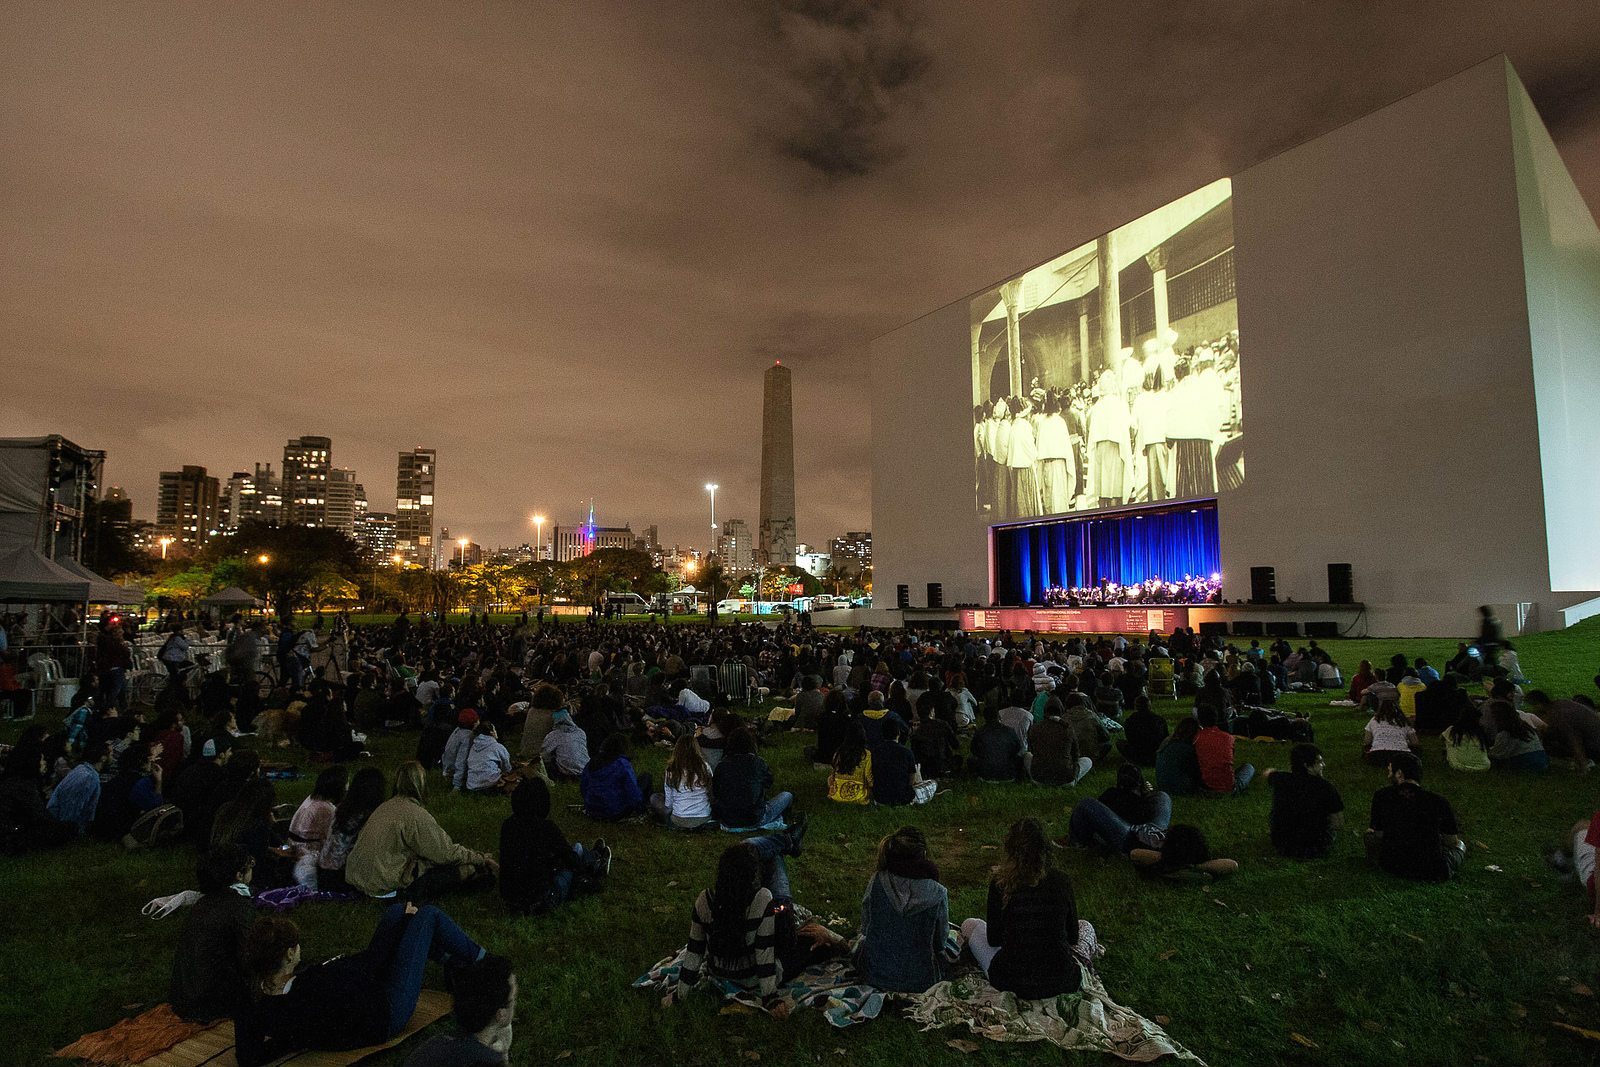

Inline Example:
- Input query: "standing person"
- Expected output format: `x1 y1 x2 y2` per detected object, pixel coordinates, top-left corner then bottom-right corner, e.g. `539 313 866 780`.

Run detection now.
345 762 498 900
170 845 258 1023
95 619 132 711
959 818 1098 998
1034 394 1077 514
1131 365 1171 501
1086 375 1130 508
498 778 611 916
1365 753 1466 882
855 826 951 994
1166 360 1220 498
1194 705 1254 795
1006 399 1042 516
1263 744 1344 859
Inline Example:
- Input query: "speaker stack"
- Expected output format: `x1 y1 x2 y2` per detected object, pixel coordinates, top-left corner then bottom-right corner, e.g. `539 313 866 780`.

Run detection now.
1248 566 1277 604
896 584 910 610
1198 621 1229 637
926 582 944 609
1327 563 1354 604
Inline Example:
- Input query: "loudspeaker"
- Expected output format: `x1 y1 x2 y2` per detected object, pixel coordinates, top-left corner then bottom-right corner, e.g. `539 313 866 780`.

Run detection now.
1198 621 1229 637
1249 566 1277 604
926 582 943 609
1304 621 1339 638
1327 563 1354 605
1232 620 1265 637
1266 621 1299 637
896 584 910 610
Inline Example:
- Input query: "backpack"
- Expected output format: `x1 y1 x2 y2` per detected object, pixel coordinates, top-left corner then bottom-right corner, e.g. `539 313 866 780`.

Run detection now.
122 803 185 850
1247 707 1314 743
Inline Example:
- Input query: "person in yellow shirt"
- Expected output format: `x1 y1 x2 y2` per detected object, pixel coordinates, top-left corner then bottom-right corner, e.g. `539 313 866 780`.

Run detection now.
828 725 873 804
1396 669 1427 723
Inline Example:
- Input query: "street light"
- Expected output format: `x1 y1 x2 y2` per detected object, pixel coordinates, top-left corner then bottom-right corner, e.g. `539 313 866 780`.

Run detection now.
457 536 469 567
158 536 174 560
705 483 718 532
532 514 546 560
257 553 270 565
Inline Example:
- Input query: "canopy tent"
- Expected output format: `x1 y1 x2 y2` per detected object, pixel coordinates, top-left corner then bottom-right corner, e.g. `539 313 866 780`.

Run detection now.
53 555 142 604
0 545 92 603
200 586 263 609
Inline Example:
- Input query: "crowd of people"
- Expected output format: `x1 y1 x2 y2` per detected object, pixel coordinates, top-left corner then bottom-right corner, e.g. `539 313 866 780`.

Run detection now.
2 610 1598 1064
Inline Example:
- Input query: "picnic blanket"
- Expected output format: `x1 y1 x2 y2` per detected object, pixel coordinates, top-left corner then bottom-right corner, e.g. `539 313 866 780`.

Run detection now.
57 990 452 1067
907 969 1207 1064
634 950 885 1028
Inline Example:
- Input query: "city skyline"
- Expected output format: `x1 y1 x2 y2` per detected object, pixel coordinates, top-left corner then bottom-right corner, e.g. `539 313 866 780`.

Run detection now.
4 6 1598 548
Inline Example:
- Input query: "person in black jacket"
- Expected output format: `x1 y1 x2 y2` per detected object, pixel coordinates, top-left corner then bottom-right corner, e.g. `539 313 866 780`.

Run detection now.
1117 695 1170 766
171 844 257 1022
804 691 852 767
712 728 792 828
958 818 1097 998
497 777 610 915
235 902 489 1067
0 745 75 853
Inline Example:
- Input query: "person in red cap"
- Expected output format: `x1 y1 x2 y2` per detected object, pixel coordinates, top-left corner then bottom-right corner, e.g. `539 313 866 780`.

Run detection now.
440 709 480 786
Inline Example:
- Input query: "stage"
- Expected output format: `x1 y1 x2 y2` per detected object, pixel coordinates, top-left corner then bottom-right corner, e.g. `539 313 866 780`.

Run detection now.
903 600 1370 636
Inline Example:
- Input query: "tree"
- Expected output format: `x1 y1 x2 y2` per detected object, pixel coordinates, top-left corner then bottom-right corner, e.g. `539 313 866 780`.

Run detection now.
202 522 364 618
148 566 216 608
304 565 361 612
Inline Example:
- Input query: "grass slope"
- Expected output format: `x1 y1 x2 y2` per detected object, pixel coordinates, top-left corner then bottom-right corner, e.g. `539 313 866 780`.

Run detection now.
4 624 1600 1066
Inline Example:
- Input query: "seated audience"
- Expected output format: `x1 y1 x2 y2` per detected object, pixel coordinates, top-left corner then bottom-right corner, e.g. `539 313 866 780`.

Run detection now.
805 691 852 767
517 683 562 766
318 766 386 891
0 744 75 853
855 826 949 993
581 733 651 821
1263 743 1344 859
46 740 110 833
235 903 490 1067
288 766 348 867
1524 690 1600 772
1365 752 1465 882
1129 824 1239 881
1117 695 1169 766
1154 717 1202 796
1027 701 1090 786
959 818 1096 998
909 701 961 778
652 733 715 829
212 779 294 888
1486 699 1549 772
402 954 517 1067
1066 765 1172 854
1363 698 1420 766
1441 703 1492 772
91 740 165 841
170 844 257 1022
969 704 1030 782
860 691 909 746
1194 705 1254 795
540 708 590 779
869 719 936 806
346 761 498 900
828 724 875 804
499 777 611 915
713 728 791 827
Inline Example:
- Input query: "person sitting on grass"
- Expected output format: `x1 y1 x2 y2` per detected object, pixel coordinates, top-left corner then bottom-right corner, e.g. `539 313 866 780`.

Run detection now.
1524 690 1600 773
804 691 852 768
860 690 909 747
1118 694 1168 767
671 818 834 1006
1441 702 1492 772
0 744 76 853
91 739 165 842
713 727 791 828
1547 809 1599 929
1065 764 1172 854
170 844 257 1023
235 903 492 1067
1362 697 1420 766
1365 752 1465 882
1061 680 1113 761
287 765 347 868
402 954 517 1067
969 704 1030 782
581 733 652 821
651 733 715 829
540 708 590 780
959 818 1097 998
318 766 386 891
212 779 295 888
1129 824 1239 882
869 718 937 806
1263 743 1344 859
454 721 514 794
828 723 875 804
498 777 611 916
855 826 950 994
1486 699 1550 772
909 696 962 779
46 740 110 834
346 761 498 901
1154 716 1202 796
1028 699 1091 787
1194 705 1254 795
440 709 481 784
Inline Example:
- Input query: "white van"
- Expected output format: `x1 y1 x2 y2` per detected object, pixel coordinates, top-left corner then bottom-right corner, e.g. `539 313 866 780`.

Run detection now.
604 592 650 614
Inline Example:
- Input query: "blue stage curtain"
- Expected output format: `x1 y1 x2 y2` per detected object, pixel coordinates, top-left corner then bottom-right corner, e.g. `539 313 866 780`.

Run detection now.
994 504 1220 605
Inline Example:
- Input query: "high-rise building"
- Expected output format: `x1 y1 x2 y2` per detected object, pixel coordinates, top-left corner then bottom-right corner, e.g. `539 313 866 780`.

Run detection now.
395 447 436 568
759 361 797 565
221 463 284 529
551 523 635 562
829 530 872 575
716 518 754 573
359 511 397 558
156 465 220 549
282 436 332 527
101 486 134 532
0 435 105 561
325 468 367 538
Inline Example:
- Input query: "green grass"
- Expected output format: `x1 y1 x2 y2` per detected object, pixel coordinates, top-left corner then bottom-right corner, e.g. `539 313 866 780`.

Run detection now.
5 624 1600 1066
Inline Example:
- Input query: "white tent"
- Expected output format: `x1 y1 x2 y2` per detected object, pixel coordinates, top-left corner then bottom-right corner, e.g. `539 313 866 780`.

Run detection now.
201 586 263 609
53 555 141 604
0 545 92 603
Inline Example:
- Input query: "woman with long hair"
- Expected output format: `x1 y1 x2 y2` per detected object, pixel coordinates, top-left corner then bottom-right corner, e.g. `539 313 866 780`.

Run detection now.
828 723 873 805
1363 698 1420 766
856 826 950 993
1154 716 1202 796
1487 699 1549 772
212 779 294 888
288 765 348 862
318 766 386 891
958 818 1097 998
1441 702 1492 772
671 817 833 1004
345 761 498 900
653 733 714 829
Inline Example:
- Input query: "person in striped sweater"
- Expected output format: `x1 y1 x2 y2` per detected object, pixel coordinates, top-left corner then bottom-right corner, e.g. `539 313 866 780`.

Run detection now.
670 817 842 1003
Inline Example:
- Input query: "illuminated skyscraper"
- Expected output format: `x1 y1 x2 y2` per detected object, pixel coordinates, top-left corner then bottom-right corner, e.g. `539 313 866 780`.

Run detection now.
395 447 436 568
282 436 332 527
758 361 796 565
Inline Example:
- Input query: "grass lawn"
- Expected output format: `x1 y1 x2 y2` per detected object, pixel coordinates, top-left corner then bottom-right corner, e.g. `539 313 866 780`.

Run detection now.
5 623 1600 1066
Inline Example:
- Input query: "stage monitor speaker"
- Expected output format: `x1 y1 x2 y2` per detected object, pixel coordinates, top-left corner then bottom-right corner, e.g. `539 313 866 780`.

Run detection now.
1266 621 1299 637
1232 620 1265 637
1328 563 1354 605
1304 621 1339 638
896 584 910 610
1249 566 1277 604
926 582 943 609
1198 621 1229 637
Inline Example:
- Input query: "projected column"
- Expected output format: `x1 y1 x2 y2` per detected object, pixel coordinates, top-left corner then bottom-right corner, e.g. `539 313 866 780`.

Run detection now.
1097 233 1120 375
1077 305 1090 381
1002 278 1023 395
1146 245 1169 339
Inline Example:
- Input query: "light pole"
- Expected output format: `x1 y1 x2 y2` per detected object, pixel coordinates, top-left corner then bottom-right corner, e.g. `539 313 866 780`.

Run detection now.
532 514 546 560
705 483 718 534
158 536 174 560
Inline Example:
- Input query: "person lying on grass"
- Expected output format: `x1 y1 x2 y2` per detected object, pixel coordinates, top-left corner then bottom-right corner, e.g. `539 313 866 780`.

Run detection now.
236 902 493 1067
671 818 835 1007
1129 824 1240 882
960 818 1099 998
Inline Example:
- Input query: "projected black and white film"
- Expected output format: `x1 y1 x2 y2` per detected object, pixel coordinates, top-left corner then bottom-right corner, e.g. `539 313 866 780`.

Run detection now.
971 178 1243 519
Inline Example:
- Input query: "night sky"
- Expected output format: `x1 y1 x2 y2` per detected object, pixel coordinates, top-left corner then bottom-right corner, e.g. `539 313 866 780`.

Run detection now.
4 2 1598 549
